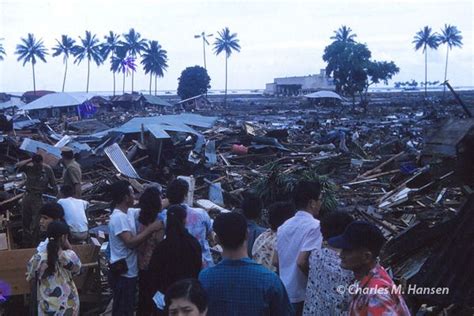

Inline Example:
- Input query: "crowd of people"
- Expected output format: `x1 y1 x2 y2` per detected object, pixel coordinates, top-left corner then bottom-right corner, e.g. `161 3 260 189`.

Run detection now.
23 168 412 315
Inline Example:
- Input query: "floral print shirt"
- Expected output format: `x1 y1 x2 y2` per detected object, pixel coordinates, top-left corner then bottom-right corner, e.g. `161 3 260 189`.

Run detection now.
251 229 277 272
26 249 82 316
349 264 411 316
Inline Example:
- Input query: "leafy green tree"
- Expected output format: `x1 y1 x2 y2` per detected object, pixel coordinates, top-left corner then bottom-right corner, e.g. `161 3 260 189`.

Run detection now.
366 60 399 92
15 33 48 93
0 40 6 61
413 26 440 98
52 35 76 92
101 31 121 95
331 25 357 43
73 31 103 92
111 46 136 94
439 24 463 97
121 28 147 93
213 27 241 106
141 40 168 95
177 65 211 100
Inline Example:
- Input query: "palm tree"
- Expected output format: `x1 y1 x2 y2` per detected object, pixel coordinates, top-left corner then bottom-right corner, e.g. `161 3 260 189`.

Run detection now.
141 40 168 95
0 40 6 61
331 25 357 43
52 35 76 92
15 33 48 93
111 46 137 94
101 31 121 96
73 31 103 93
121 28 147 93
413 26 440 98
439 24 463 97
213 27 241 106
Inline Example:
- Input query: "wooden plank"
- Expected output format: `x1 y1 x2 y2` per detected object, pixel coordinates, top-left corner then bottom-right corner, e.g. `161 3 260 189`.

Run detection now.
0 244 99 296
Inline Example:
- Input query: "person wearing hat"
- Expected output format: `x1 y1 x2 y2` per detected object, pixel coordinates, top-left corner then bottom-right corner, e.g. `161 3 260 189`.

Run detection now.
60 147 82 198
328 221 411 316
16 154 57 247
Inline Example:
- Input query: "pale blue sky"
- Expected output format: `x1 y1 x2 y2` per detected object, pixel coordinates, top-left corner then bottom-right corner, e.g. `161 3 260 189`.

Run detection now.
0 0 472 93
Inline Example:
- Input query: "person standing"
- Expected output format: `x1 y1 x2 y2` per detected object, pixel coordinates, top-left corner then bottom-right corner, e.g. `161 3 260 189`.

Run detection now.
199 212 294 316
164 279 208 316
16 154 57 247
26 221 82 316
60 147 82 198
57 185 89 243
37 202 65 253
303 211 354 316
108 180 162 316
328 221 411 316
275 181 323 316
241 192 266 257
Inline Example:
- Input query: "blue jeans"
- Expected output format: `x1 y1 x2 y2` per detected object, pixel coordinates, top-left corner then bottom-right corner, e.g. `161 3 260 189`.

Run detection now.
109 272 137 316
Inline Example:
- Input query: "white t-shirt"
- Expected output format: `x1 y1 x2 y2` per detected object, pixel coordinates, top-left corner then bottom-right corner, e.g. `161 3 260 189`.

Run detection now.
277 210 322 303
108 208 139 278
58 197 89 233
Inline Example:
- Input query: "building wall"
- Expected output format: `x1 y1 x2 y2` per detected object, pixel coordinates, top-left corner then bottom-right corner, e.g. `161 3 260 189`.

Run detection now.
264 69 335 95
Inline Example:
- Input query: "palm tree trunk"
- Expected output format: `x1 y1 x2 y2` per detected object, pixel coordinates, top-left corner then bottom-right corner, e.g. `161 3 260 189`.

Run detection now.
131 71 134 93
154 75 157 96
424 48 427 99
149 73 152 95
224 55 228 106
32 62 36 93
62 58 68 92
123 72 126 94
86 59 91 93
112 53 116 96
443 45 449 100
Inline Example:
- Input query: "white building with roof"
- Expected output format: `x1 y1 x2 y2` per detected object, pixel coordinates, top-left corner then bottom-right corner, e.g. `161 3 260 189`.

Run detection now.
265 69 335 96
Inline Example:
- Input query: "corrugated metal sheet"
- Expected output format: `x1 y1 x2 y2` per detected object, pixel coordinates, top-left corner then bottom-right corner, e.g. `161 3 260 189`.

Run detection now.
104 143 140 179
13 119 40 130
20 138 62 157
20 92 98 111
145 124 171 139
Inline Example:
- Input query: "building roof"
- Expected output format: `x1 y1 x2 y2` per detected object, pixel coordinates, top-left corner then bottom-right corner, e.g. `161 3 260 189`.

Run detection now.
305 90 343 100
110 94 144 103
20 92 99 111
176 94 210 105
0 98 25 110
22 90 55 99
142 94 173 107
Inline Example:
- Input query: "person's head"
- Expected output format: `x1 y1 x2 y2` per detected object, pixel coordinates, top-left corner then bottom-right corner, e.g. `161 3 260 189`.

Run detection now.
165 279 208 316
109 180 134 210
60 185 74 199
138 186 162 226
320 211 354 241
44 221 70 277
213 212 247 251
268 201 295 231
60 147 74 162
39 202 65 232
293 180 322 217
328 221 386 273
241 192 263 221
167 179 189 205
31 154 43 168
166 204 187 236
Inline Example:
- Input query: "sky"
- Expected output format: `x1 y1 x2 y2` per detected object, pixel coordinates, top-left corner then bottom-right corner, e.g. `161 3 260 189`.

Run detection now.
0 0 472 93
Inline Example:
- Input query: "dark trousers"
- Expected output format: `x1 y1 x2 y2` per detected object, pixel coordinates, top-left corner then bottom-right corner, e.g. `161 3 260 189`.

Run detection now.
109 272 137 316
21 193 43 247
137 269 154 316
292 301 304 316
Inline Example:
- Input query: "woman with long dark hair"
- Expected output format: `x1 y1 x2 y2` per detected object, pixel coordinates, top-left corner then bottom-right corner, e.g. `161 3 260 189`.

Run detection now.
137 186 165 316
149 204 202 315
26 221 82 315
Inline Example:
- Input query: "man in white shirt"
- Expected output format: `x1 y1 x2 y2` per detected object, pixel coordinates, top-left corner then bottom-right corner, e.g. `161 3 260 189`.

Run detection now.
108 180 161 316
275 180 323 316
57 185 89 242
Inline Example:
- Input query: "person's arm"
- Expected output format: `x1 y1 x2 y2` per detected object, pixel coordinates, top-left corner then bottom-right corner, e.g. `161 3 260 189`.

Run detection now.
296 250 311 276
16 158 32 172
272 250 279 274
269 277 295 316
59 249 82 276
66 167 82 198
47 168 58 196
119 220 161 249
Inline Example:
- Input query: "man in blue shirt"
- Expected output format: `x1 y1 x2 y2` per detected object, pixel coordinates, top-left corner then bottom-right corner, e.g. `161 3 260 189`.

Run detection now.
199 212 294 316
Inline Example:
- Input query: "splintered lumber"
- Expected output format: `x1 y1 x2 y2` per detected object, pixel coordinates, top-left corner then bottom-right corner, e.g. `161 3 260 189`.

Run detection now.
356 151 405 180
195 199 231 213
0 193 24 206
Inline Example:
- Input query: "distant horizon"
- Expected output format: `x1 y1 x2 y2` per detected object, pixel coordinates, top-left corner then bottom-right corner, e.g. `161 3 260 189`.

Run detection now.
0 0 472 92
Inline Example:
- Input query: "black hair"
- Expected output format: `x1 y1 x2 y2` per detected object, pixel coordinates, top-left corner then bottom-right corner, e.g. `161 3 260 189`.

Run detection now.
40 202 65 220
166 179 189 205
241 192 263 220
293 180 321 209
138 186 162 226
44 221 69 278
213 212 247 250
166 204 187 237
320 211 354 240
61 150 74 160
109 180 132 210
32 154 43 163
60 185 74 198
268 201 295 231
165 279 208 313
